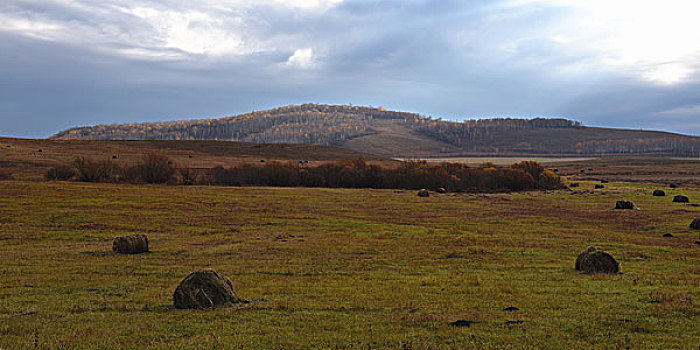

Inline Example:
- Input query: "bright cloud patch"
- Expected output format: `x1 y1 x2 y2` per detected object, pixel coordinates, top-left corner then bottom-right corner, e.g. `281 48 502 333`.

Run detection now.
273 0 344 11
120 7 248 56
0 0 344 60
505 0 700 84
286 48 316 68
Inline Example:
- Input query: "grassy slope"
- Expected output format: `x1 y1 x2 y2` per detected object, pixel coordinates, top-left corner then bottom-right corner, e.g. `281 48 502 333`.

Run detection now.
0 138 398 181
342 120 700 157
0 181 698 349
341 120 455 157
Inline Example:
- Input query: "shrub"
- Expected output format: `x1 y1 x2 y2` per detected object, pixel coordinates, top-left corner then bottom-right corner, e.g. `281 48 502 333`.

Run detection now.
136 153 175 184
45 165 77 181
116 165 141 183
207 159 564 193
498 169 536 191
73 157 116 182
178 167 197 185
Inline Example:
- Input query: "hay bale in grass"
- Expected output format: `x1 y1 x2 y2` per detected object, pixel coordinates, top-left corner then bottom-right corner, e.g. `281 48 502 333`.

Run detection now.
112 234 149 254
615 201 634 210
437 187 447 194
569 182 579 188
653 190 666 197
575 246 597 270
670 183 679 188
673 195 689 203
690 218 700 230
173 269 243 309
575 247 619 274
417 189 429 197
595 184 604 189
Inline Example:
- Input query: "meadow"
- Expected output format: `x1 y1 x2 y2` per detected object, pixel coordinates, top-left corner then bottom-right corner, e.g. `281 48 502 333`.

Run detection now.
0 180 699 349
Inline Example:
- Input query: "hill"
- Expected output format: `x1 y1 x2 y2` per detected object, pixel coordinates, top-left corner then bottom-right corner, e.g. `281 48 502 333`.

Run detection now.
51 104 700 157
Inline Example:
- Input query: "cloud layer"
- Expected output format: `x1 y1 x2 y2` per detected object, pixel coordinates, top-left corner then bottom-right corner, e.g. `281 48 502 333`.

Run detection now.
1 0 699 137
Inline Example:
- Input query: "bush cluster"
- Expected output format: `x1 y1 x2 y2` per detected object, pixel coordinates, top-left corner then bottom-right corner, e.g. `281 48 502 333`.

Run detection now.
209 159 564 192
46 153 177 184
45 165 77 181
45 155 562 192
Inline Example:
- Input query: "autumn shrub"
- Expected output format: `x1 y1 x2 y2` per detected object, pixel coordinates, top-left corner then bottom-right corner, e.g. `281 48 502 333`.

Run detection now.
511 161 565 189
207 158 564 192
45 165 77 181
178 167 197 185
497 169 536 191
74 157 116 182
136 153 175 184
116 164 142 183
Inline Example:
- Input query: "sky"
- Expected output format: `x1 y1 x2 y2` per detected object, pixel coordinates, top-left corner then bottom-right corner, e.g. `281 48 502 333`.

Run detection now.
1 0 700 138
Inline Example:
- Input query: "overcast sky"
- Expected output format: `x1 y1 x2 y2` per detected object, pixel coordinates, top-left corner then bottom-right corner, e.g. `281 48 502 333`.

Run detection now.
1 0 700 138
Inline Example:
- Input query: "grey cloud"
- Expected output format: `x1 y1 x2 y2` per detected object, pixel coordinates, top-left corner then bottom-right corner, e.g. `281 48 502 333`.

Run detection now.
0 0 699 137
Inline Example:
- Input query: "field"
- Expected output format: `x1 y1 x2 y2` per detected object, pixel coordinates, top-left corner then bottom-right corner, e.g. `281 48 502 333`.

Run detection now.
556 157 700 187
416 156 700 187
409 157 596 166
1 179 699 349
0 137 398 181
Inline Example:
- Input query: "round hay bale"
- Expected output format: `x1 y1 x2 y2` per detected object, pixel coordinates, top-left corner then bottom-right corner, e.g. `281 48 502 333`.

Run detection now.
417 189 429 197
173 269 242 309
569 182 579 188
112 234 149 254
615 201 634 210
670 183 679 188
575 246 597 270
437 187 447 194
652 190 666 197
577 248 619 274
595 184 604 189
673 195 689 203
601 179 609 184
690 217 700 230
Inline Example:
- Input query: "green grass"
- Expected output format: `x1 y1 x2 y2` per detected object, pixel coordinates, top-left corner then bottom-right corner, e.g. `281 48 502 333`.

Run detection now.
0 181 699 349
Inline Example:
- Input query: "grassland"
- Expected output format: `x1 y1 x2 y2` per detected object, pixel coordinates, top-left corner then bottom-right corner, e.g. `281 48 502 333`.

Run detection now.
0 137 398 181
1 179 699 349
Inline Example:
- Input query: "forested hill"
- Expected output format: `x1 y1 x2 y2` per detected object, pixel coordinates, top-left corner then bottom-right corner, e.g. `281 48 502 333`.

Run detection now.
51 104 700 157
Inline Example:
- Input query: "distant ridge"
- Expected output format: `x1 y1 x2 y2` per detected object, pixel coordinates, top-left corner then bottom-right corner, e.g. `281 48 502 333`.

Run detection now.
51 104 700 157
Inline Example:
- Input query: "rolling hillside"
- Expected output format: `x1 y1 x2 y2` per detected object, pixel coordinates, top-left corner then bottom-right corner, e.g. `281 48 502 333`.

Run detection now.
51 104 700 157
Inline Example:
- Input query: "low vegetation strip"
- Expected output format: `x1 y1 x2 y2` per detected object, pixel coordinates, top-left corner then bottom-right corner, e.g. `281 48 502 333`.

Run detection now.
209 159 563 191
47 154 564 192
